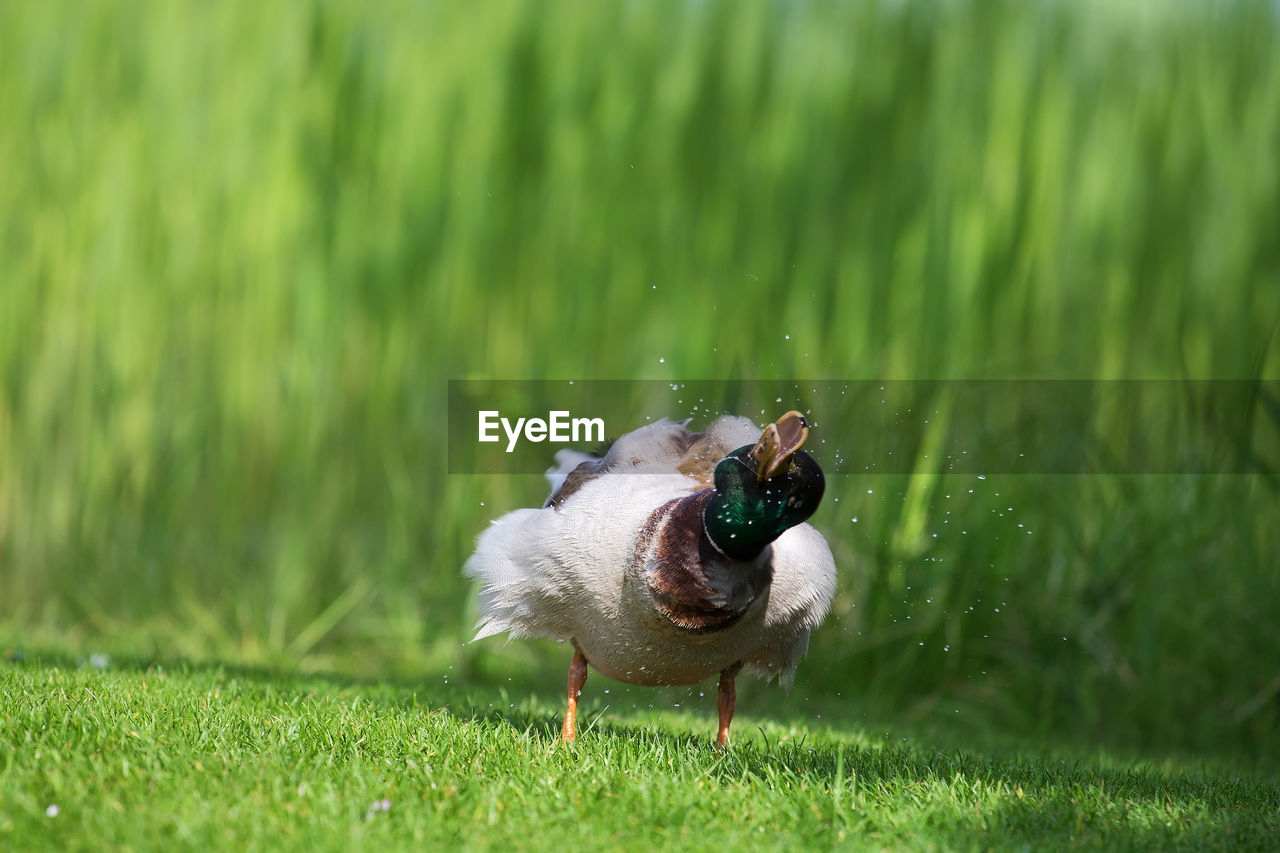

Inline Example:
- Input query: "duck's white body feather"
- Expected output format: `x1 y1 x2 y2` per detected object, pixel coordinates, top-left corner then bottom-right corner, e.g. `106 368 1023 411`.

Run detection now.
464 416 836 689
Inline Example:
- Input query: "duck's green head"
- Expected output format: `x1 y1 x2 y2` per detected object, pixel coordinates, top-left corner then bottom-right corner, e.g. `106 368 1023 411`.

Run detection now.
703 411 826 561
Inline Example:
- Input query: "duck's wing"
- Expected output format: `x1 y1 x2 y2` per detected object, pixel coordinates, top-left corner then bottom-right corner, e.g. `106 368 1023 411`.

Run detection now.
673 414 760 485
544 418 692 508
544 449 600 499
543 415 763 508
543 450 609 508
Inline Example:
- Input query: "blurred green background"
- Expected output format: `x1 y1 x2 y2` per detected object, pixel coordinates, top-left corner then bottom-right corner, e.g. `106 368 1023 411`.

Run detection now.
1 0 1278 759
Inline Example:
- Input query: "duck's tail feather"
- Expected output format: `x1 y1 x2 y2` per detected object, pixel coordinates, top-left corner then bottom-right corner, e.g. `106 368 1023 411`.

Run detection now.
463 508 574 643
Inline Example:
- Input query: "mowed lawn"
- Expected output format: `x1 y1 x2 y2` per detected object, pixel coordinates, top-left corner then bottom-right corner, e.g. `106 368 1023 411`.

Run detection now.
3 657 1276 851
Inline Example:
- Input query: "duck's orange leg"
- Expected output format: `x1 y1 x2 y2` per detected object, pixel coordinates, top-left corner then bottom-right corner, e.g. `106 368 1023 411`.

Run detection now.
716 663 743 747
561 649 588 742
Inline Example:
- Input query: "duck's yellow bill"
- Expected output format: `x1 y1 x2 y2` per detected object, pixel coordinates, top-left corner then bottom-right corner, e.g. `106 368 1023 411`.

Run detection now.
749 410 810 481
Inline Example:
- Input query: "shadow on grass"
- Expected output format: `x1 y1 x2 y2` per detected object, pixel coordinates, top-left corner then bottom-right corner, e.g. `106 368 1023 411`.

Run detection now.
8 642 1279 769
460 699 1279 849
7 644 1278 848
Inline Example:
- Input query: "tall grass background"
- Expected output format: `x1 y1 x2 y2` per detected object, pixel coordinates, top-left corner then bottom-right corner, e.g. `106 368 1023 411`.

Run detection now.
1 0 1277 759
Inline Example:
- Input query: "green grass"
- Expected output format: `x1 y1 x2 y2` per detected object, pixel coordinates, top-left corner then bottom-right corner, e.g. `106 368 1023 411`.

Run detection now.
4 656 1277 851
1 0 1279 810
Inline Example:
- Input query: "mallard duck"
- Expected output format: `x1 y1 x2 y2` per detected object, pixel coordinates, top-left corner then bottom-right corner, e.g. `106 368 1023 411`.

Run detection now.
463 411 836 745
